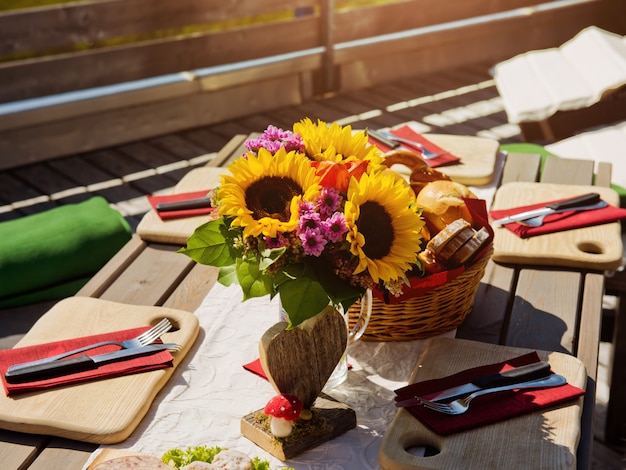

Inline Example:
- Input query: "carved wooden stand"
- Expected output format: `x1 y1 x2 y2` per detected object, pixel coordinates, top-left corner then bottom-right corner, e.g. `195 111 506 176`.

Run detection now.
240 307 356 461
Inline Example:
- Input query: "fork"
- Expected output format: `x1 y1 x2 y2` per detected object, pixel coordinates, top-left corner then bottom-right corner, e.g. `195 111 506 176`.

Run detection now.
8 318 173 372
379 131 446 159
419 374 567 415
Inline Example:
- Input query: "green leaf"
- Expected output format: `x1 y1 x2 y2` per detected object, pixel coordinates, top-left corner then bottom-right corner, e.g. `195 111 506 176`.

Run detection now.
236 257 274 300
178 219 239 267
304 256 363 308
217 264 238 286
278 278 330 328
258 246 286 271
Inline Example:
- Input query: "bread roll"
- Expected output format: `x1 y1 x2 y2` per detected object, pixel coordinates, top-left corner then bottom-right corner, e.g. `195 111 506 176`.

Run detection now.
382 149 451 193
93 455 171 469
382 149 427 171
415 180 477 233
418 250 445 274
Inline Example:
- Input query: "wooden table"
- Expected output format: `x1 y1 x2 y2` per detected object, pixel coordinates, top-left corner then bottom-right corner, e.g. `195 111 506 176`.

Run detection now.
0 134 612 469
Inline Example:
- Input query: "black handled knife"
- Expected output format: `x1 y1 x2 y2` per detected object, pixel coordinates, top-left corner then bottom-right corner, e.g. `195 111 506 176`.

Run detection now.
4 344 175 384
155 197 213 212
492 193 601 226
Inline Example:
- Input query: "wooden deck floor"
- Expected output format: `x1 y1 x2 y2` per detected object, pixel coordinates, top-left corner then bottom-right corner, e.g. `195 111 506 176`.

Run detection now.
0 62 624 468
0 62 519 229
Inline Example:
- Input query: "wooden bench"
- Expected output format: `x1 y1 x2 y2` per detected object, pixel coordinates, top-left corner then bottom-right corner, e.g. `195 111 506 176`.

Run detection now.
458 150 614 468
0 135 613 468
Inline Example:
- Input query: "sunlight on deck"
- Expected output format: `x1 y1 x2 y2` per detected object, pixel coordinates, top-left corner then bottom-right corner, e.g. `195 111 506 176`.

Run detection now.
0 153 216 217
0 77 520 220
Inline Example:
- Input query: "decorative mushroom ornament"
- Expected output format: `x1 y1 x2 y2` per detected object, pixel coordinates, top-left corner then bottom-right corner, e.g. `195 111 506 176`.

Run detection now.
264 394 303 438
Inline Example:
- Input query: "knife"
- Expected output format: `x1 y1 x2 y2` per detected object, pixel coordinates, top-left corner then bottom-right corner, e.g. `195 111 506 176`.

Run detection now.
395 361 551 407
155 196 213 212
491 192 601 226
4 344 176 384
368 129 401 149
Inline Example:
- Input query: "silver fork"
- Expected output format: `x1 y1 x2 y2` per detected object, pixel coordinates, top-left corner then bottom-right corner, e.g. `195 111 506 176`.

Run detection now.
518 201 608 227
419 374 567 415
380 131 446 159
8 318 173 372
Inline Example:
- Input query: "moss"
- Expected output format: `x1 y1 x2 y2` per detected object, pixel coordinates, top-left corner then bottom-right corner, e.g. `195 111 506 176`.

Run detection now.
254 409 327 445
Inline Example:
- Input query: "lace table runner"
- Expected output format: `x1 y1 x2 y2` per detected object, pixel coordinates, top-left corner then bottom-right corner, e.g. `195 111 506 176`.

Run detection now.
84 282 449 469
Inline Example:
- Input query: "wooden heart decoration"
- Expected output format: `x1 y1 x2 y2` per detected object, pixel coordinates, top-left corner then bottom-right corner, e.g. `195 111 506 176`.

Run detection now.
259 306 347 408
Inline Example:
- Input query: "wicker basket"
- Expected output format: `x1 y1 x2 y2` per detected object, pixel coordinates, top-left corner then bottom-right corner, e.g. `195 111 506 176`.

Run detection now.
348 247 492 341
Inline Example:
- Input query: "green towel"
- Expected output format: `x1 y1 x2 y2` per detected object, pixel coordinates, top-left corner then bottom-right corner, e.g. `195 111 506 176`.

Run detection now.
501 143 626 207
0 197 131 308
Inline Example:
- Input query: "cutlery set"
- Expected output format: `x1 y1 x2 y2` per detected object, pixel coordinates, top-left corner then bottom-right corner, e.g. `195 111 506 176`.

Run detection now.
4 318 178 384
4 318 569 419
396 361 569 415
368 129 446 160
491 192 606 227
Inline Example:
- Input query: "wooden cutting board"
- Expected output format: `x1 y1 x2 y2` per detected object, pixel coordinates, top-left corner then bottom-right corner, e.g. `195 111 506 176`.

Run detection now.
491 182 623 270
0 297 199 444
386 134 500 187
379 337 586 470
424 134 500 186
136 166 226 245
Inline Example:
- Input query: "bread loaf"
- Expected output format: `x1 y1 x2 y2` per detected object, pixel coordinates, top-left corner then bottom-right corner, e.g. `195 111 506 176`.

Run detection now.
449 226 491 266
423 219 489 268
425 218 472 259
415 180 476 233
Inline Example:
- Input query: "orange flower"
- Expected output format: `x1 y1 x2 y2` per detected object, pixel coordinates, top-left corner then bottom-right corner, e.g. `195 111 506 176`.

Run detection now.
312 160 370 192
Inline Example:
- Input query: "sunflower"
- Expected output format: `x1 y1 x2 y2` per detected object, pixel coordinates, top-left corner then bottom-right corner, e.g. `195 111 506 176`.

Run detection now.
218 147 321 239
344 171 424 283
293 118 382 167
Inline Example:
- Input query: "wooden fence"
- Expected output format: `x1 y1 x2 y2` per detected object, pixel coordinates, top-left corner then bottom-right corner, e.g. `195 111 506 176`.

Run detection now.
0 0 624 169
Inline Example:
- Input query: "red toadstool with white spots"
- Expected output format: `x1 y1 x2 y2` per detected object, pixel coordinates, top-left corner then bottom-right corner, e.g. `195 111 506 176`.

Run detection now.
264 394 303 438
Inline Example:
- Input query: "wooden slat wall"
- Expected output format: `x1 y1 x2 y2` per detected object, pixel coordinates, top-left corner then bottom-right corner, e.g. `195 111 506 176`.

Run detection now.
2 0 623 103
336 0 626 90
0 0 319 102
0 0 624 170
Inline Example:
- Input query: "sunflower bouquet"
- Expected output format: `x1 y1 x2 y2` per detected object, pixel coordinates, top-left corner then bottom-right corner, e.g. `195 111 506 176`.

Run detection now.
179 119 427 328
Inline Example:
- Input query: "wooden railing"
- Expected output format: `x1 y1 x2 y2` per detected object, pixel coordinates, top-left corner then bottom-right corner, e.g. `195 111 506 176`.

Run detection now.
0 0 624 169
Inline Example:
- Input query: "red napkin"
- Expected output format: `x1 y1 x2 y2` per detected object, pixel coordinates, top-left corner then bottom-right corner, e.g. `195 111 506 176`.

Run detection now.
369 125 461 168
243 358 268 380
0 327 173 396
147 190 216 221
394 352 585 435
490 197 626 239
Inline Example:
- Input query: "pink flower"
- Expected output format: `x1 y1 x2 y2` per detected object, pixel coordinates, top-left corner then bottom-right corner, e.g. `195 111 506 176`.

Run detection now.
264 234 288 249
298 211 321 233
317 187 342 218
245 126 304 154
300 228 327 256
322 212 348 242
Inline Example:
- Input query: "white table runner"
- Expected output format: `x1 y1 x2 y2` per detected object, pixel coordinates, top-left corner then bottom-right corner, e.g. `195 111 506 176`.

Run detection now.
85 283 450 469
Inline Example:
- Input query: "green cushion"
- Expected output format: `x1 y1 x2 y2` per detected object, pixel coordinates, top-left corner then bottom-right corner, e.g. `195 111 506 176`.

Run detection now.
0 197 131 308
500 143 626 207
